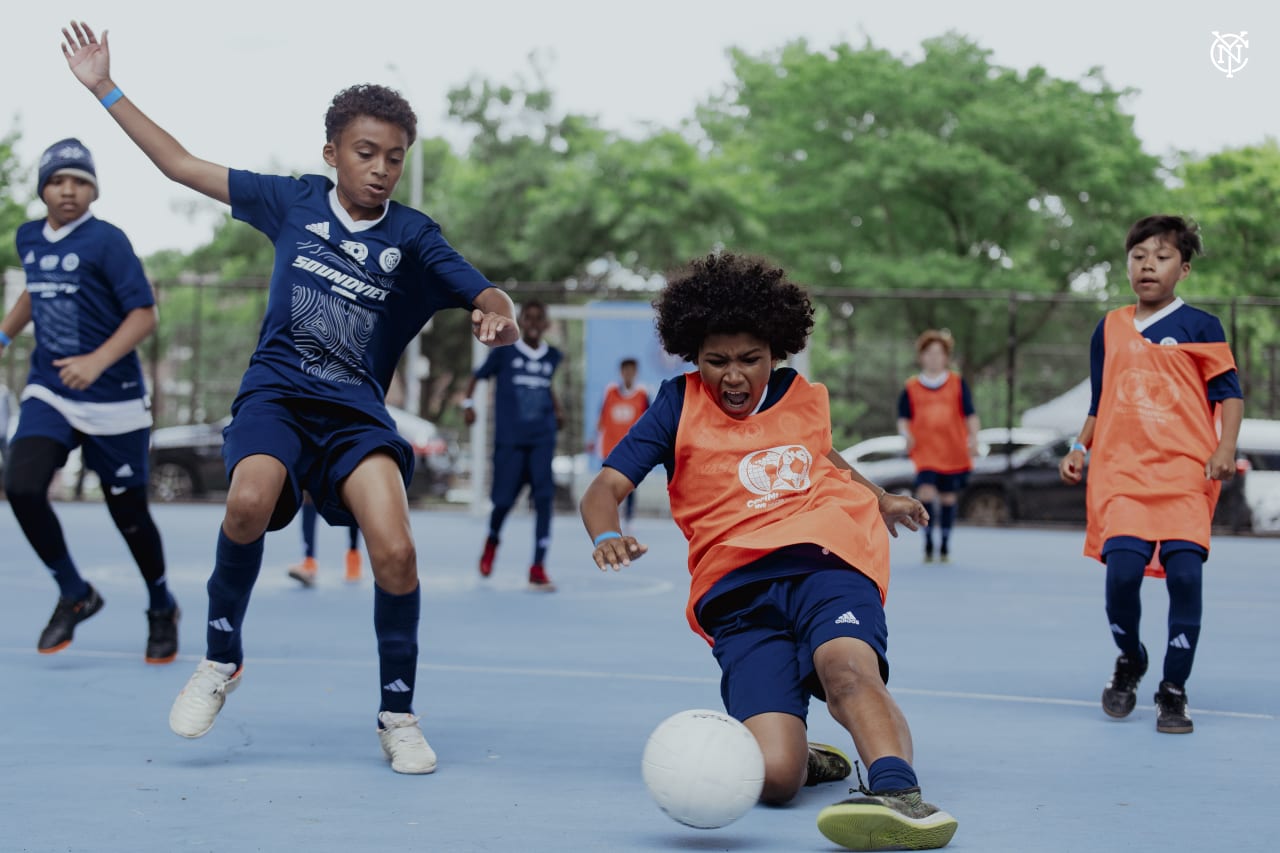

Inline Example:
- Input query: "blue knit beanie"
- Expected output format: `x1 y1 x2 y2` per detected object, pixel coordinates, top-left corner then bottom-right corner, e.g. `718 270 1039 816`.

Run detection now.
38 138 98 198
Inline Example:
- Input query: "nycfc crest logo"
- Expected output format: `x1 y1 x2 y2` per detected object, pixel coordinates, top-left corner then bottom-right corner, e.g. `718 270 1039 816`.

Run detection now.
1210 31 1248 78
380 247 402 273
738 444 813 510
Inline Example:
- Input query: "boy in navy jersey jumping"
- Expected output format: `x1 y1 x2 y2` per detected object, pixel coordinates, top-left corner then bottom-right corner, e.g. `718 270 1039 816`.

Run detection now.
462 300 563 590
62 21 518 773
1060 215 1243 734
1 137 178 663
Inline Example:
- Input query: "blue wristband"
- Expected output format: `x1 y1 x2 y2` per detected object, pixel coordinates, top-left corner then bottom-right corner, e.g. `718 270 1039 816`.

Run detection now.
0 331 10 346
100 87 124 108
592 531 623 548
1071 442 1087 453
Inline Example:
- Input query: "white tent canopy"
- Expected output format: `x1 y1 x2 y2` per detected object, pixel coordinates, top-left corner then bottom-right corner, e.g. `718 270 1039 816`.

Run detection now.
1020 379 1090 435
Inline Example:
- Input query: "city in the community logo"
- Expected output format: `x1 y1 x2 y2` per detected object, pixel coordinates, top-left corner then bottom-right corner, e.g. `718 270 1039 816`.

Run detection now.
1210 31 1249 78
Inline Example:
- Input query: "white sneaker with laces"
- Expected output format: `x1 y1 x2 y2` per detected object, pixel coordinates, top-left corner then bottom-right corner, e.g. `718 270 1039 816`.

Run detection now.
169 659 242 738
378 711 437 774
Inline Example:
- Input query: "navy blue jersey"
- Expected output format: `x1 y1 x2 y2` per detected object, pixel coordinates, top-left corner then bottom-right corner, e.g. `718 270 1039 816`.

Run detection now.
229 170 492 420
1089 299 1242 416
15 214 152 404
474 340 563 445
896 374 975 419
603 368 799 486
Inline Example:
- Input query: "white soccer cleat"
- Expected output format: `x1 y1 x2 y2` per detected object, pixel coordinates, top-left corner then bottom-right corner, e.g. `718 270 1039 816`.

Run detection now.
378 711 438 774
169 659 242 738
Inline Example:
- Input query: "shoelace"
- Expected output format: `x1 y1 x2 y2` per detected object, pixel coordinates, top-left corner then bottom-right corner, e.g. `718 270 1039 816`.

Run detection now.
189 664 234 696
849 761 874 796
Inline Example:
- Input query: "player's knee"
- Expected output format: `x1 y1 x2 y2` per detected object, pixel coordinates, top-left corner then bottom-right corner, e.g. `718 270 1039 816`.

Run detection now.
222 492 274 541
821 657 886 706
105 486 152 535
368 535 416 583
758 746 807 805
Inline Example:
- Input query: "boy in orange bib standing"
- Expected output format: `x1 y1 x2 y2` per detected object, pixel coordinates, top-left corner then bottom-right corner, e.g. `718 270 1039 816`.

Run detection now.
591 357 649 533
897 330 979 563
1060 215 1242 735
580 253 957 850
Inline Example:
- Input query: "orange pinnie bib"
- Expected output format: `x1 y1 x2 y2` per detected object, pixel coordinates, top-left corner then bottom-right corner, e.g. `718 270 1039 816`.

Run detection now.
669 372 889 641
1084 306 1237 564
597 384 649 458
904 374 971 475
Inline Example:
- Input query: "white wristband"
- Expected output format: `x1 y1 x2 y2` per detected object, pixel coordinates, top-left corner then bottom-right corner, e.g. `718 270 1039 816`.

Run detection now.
461 399 475 410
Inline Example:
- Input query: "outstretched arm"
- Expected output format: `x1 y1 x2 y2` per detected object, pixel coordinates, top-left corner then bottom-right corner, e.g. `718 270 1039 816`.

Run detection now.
62 21 229 204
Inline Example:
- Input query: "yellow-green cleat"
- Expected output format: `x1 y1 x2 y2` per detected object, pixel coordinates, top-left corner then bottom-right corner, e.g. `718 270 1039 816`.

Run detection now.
817 787 958 850
805 742 853 786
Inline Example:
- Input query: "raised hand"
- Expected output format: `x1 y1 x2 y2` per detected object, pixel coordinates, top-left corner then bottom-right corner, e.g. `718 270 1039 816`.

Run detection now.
61 21 113 94
470 308 518 346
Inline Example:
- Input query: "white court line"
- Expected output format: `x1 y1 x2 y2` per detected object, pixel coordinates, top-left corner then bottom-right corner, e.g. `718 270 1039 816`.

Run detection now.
3 646 1274 721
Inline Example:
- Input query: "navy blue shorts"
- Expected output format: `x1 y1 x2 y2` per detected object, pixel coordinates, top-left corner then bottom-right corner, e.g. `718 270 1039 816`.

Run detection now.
12 397 149 489
1102 536 1207 563
915 470 969 492
222 395 413 531
697 567 889 723
490 441 556 506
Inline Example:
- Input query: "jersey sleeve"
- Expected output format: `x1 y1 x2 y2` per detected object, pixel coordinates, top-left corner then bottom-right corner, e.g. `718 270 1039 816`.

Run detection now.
603 376 684 486
411 225 494 310
228 170 300 241
472 346 505 380
1088 318 1106 416
1197 315 1244 401
897 388 911 420
959 378 976 416
99 226 154 314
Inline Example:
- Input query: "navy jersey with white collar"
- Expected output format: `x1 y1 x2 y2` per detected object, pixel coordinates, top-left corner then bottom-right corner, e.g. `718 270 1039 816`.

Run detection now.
473 339 563 445
229 170 492 421
15 213 153 404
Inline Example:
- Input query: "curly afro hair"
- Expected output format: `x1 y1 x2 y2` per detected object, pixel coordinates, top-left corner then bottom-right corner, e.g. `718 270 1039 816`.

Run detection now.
654 252 814 363
324 84 417 145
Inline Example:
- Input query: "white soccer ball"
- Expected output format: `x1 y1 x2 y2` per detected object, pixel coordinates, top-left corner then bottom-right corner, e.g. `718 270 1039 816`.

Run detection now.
641 709 765 829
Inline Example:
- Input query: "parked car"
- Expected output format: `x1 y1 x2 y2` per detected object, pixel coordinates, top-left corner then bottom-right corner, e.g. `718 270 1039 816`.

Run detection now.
148 405 457 503
840 427 1063 488
1237 418 1280 533
863 434 1252 531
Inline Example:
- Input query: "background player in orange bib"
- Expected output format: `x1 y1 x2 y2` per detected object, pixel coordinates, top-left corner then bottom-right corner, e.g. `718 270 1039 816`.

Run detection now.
590 357 649 533
580 253 957 850
1059 215 1243 735
897 329 979 563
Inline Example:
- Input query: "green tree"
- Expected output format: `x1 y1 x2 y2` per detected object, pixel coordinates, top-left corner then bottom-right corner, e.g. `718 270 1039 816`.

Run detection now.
698 35 1171 441
0 128 32 271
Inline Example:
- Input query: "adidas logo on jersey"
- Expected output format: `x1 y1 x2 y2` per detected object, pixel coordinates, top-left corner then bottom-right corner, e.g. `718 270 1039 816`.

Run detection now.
1169 633 1192 650
306 221 331 240
383 678 411 693
208 617 234 632
835 611 860 626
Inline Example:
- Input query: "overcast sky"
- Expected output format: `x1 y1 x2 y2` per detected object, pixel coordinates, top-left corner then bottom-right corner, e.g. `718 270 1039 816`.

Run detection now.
3 0 1272 256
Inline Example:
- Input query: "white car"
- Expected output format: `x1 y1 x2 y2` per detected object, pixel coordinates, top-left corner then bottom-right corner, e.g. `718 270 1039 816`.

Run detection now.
1238 419 1280 533
840 427 1063 485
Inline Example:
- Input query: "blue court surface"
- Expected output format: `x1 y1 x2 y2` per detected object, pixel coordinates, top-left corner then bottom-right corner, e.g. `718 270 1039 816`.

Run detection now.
1 502 1276 853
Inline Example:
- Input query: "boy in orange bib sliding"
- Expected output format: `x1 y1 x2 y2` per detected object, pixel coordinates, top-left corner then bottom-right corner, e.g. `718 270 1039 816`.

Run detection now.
1060 215 1243 735
580 253 957 850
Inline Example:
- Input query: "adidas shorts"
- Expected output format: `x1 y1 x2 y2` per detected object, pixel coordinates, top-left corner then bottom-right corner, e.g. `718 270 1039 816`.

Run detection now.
223 394 413 531
699 567 889 723
12 396 150 489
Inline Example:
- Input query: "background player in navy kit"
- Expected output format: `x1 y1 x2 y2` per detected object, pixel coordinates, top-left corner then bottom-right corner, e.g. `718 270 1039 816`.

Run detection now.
462 300 563 591
62 21 518 773
0 137 179 663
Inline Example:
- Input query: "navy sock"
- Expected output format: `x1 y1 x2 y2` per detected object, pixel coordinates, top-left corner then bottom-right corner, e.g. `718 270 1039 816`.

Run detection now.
1104 549 1147 660
1162 550 1204 687
487 505 511 541
867 756 918 793
375 583 420 714
533 494 552 565
301 501 318 558
204 529 264 667
48 554 90 601
939 504 956 547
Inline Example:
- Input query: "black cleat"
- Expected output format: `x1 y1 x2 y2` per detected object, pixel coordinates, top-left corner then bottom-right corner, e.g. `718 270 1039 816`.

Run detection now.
37 585 105 653
1102 646 1148 718
145 605 181 664
1155 681 1194 734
